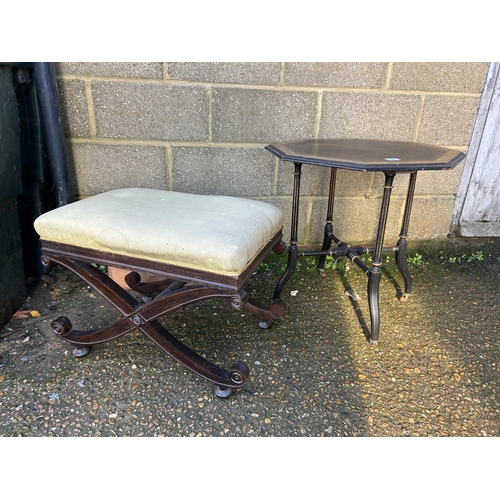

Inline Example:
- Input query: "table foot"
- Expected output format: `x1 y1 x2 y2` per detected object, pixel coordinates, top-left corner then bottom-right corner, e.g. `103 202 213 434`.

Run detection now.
395 238 413 296
367 267 382 343
273 245 298 300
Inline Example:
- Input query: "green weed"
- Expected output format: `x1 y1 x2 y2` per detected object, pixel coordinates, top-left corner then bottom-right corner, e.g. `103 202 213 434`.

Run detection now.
323 255 345 271
407 253 424 266
439 250 484 265
91 263 108 274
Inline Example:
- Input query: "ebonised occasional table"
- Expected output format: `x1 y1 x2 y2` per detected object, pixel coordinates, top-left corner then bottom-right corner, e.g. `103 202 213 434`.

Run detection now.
265 139 466 343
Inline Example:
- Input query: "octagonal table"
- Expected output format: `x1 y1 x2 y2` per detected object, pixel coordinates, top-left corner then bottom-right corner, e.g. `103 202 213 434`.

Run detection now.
265 139 466 343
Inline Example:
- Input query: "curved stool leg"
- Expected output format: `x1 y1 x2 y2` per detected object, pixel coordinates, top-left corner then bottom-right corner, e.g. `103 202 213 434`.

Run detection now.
139 320 250 397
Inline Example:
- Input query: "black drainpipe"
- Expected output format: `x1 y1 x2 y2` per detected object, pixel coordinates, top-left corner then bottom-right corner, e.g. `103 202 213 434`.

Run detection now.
33 62 75 207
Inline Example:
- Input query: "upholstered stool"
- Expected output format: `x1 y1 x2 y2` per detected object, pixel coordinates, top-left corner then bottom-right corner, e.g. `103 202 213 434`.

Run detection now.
34 188 286 397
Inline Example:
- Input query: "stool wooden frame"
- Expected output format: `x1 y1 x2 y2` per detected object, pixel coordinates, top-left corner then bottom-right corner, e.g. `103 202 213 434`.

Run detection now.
41 234 286 398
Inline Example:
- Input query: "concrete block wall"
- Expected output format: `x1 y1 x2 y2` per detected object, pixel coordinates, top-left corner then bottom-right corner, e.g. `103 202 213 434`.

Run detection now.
55 62 490 246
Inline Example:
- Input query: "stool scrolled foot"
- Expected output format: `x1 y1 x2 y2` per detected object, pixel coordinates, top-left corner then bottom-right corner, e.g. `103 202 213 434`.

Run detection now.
257 299 285 328
51 316 72 336
228 361 250 385
51 316 91 357
273 240 287 255
214 361 249 398
270 298 285 319
240 295 286 328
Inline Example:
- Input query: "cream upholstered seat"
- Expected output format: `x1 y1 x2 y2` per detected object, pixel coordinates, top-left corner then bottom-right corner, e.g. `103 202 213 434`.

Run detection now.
34 188 284 277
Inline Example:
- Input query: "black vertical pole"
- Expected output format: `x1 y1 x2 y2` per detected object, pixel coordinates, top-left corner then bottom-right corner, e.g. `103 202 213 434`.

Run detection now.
33 62 74 207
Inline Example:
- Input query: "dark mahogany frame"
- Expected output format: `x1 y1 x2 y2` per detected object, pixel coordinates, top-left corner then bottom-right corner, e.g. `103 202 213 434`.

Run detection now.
41 232 286 398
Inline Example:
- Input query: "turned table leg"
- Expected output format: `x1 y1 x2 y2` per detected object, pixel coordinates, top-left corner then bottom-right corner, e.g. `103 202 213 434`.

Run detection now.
318 168 338 277
274 162 302 300
368 173 395 343
396 171 418 302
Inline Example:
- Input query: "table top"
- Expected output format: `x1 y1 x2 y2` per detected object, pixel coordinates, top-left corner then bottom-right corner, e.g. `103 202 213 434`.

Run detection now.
265 139 466 172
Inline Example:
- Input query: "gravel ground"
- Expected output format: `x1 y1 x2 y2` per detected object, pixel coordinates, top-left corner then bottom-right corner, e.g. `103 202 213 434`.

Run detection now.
1 252 498 439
